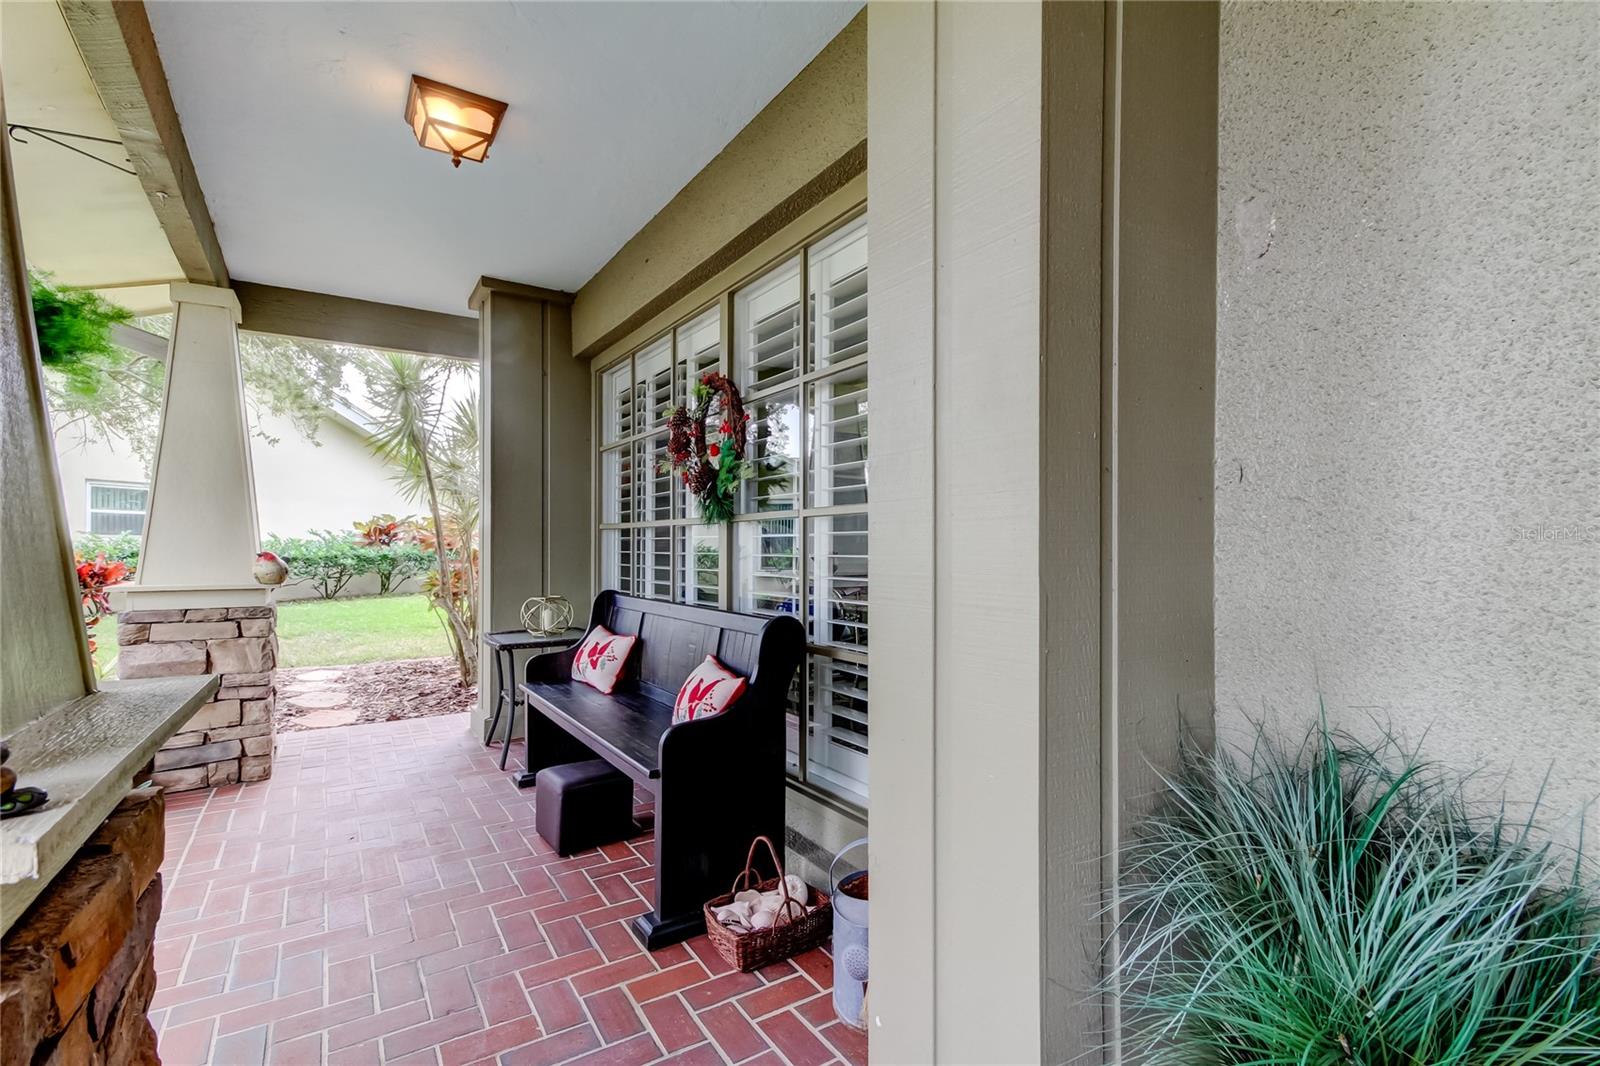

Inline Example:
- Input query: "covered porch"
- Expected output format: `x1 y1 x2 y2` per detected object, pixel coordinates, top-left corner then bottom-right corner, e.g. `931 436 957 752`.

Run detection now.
3 2 1595 1065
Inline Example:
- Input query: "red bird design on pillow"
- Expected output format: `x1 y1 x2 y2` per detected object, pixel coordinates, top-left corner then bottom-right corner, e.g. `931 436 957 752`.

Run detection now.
585 638 616 672
572 626 636 694
672 656 748 723
680 676 725 719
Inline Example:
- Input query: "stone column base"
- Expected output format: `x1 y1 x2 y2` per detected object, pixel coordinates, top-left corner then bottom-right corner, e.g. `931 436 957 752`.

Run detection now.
0 788 166 1066
117 606 277 791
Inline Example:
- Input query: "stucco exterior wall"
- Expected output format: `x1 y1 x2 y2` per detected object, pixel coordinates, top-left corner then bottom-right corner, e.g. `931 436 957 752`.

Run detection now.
54 408 415 541
571 9 865 357
1214 2 1599 825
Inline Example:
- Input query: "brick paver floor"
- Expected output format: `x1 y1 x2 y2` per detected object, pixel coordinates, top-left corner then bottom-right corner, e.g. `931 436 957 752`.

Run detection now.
150 713 865 1066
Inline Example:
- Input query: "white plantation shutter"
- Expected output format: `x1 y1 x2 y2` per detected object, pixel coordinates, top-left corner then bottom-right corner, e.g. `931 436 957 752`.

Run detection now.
601 446 634 525
638 525 672 601
807 217 868 371
598 215 871 806
808 514 868 650
676 308 722 400
809 369 869 509
635 338 674 430
602 361 635 444
808 657 869 803
736 258 802 393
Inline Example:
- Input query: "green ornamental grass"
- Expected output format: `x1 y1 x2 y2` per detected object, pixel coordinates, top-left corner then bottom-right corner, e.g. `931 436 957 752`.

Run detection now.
1113 719 1600 1064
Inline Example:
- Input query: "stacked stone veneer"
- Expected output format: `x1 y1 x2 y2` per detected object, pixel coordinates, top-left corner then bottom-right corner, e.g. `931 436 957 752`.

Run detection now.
0 787 166 1066
117 606 276 790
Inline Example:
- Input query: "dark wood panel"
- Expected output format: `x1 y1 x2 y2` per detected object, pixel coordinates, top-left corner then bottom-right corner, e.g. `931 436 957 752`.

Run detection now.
523 681 672 783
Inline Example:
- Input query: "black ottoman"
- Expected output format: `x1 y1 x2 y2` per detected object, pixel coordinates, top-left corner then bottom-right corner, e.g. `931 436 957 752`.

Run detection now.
535 759 634 856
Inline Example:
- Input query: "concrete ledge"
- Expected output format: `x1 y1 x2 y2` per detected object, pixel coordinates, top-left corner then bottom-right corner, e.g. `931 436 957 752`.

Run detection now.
0 674 218 933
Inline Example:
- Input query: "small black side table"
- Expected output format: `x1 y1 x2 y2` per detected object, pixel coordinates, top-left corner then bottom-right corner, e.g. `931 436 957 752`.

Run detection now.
483 629 583 772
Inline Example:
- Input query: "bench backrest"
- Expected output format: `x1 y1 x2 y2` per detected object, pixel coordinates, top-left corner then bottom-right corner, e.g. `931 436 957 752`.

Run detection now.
587 591 801 706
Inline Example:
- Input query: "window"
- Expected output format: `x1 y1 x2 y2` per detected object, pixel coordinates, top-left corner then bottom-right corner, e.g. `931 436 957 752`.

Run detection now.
87 481 149 535
596 214 869 806
600 307 724 606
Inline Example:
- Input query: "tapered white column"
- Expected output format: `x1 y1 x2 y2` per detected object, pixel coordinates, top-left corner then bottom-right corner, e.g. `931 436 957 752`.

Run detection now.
112 283 277 791
133 283 261 596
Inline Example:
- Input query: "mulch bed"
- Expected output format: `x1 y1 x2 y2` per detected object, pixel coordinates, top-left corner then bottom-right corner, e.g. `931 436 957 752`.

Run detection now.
275 657 476 732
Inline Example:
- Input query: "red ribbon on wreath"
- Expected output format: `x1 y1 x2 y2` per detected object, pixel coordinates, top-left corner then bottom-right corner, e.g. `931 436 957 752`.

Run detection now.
664 373 754 523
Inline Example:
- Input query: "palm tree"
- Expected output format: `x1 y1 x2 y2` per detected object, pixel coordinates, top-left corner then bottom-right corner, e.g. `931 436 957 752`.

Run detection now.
363 352 480 685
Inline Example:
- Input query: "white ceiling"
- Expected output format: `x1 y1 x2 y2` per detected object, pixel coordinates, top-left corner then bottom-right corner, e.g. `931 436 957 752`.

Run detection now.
146 1 861 315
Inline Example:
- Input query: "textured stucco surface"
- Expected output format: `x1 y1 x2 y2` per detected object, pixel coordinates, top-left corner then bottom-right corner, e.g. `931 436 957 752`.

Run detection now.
1214 2 1599 826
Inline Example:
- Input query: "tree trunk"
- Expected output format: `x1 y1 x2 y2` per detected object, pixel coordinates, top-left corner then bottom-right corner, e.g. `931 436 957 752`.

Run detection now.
416 429 475 686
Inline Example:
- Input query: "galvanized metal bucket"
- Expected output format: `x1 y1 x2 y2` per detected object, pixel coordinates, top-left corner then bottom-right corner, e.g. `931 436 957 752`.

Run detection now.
829 838 869 1030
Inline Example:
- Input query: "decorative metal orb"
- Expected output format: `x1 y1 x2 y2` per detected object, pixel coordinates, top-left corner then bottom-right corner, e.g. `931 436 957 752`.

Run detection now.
520 596 574 636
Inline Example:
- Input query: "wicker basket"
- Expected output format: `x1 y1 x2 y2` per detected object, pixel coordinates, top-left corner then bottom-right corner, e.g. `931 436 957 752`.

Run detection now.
702 836 831 973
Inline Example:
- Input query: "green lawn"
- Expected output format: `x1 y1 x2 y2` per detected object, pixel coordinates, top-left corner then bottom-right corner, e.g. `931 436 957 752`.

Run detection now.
92 593 452 676
92 615 121 677
276 594 452 667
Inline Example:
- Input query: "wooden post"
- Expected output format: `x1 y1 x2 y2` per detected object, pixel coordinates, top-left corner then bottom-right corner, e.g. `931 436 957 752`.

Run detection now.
469 278 590 740
0 79 97 735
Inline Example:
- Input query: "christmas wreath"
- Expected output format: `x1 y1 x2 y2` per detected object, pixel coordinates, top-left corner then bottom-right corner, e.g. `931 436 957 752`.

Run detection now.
664 372 753 523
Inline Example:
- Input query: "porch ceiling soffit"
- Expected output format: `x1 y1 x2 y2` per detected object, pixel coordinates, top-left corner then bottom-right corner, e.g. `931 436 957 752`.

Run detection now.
58 0 229 288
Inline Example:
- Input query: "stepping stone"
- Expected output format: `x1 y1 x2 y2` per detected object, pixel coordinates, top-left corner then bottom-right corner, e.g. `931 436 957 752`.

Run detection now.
292 669 346 683
286 692 348 710
294 707 360 729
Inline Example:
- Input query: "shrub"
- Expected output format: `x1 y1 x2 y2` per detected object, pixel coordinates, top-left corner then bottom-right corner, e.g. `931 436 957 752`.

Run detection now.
73 533 141 575
362 541 434 595
264 532 368 600
1113 718 1600 1064
263 532 435 599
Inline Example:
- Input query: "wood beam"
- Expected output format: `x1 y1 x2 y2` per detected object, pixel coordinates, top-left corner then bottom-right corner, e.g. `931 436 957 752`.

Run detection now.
234 281 479 361
59 1 229 287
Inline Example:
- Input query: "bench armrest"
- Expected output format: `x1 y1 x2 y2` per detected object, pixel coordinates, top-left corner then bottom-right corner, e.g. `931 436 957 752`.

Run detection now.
525 645 575 685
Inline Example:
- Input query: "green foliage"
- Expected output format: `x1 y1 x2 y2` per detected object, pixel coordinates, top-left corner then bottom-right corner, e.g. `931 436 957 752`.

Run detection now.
73 533 142 573
362 352 480 685
264 531 435 600
34 275 164 462
1113 718 1600 1064
238 331 351 446
42 306 360 469
264 532 367 600
362 541 434 596
30 271 132 386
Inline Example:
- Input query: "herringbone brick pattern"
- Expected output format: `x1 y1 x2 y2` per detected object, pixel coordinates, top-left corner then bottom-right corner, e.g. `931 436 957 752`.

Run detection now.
150 713 863 1066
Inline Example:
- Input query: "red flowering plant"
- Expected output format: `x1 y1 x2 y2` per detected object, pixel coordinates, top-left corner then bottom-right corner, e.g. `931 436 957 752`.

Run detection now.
76 553 130 655
352 513 408 547
662 372 753 523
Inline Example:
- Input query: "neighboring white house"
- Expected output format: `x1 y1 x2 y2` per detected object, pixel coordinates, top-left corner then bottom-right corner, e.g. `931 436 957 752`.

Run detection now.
54 397 420 599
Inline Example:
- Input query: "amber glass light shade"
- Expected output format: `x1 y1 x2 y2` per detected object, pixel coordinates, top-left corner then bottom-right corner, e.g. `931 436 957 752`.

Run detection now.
404 75 507 167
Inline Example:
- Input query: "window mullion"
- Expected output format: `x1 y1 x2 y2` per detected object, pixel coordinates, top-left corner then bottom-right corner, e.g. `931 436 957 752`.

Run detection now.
795 245 812 785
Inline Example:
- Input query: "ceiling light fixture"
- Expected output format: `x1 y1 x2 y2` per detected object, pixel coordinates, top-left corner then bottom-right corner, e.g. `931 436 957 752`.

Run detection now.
404 75 507 167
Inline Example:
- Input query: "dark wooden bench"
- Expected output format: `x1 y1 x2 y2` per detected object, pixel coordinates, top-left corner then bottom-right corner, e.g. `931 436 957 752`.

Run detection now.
519 591 805 949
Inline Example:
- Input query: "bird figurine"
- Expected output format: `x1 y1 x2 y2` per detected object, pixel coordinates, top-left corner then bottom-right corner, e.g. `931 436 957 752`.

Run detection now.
253 550 289 586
